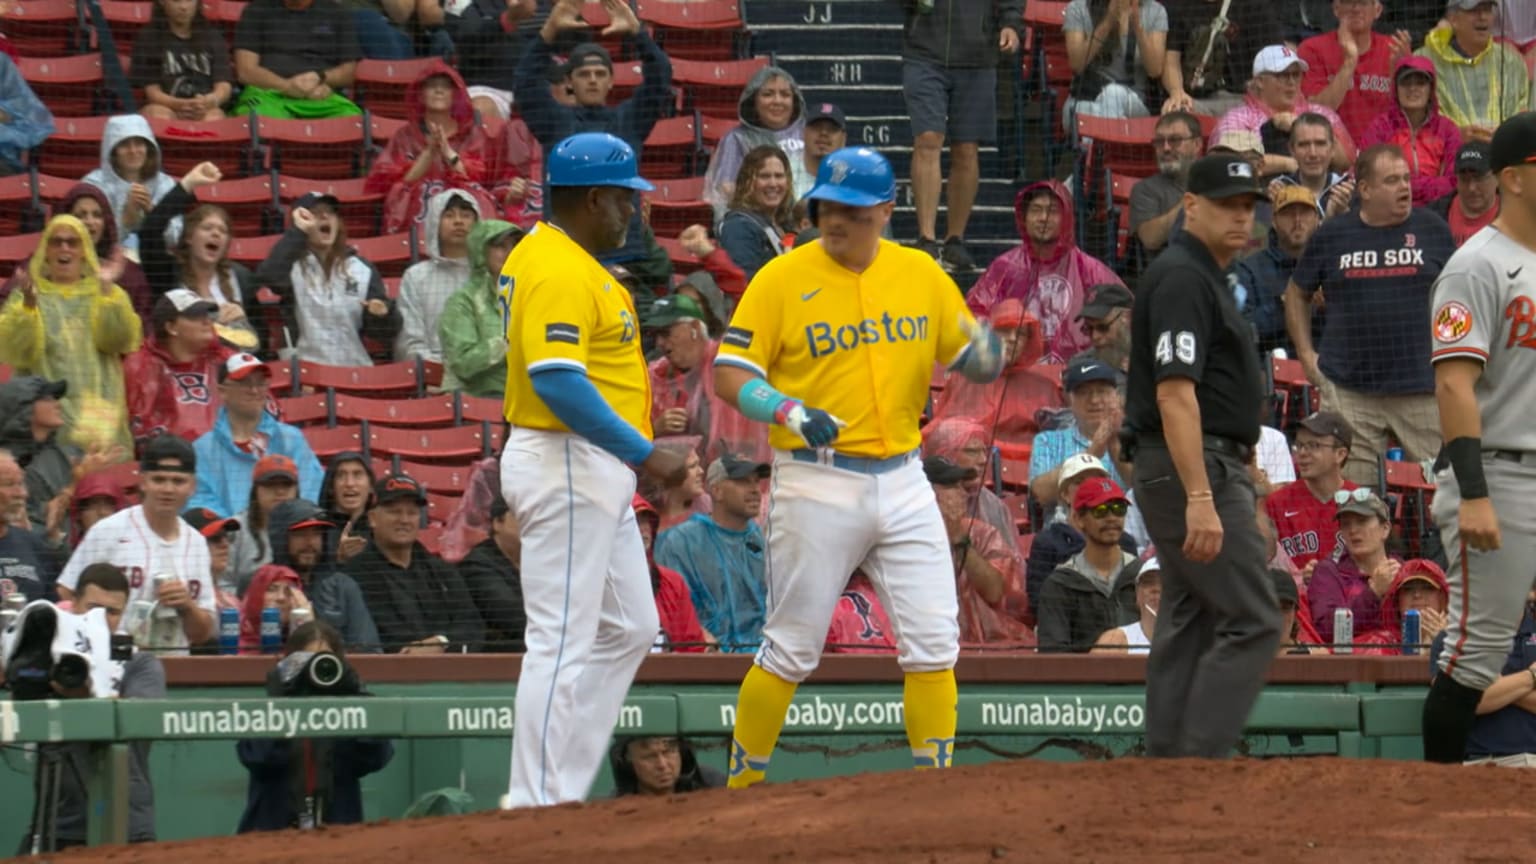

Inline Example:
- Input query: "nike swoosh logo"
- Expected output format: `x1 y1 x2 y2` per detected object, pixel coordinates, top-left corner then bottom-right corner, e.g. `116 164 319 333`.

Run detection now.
801 289 822 301
1510 268 1524 280
1283 511 1300 518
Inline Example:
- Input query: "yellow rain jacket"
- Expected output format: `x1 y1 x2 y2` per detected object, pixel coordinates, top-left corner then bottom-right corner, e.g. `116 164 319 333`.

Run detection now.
1415 27 1530 134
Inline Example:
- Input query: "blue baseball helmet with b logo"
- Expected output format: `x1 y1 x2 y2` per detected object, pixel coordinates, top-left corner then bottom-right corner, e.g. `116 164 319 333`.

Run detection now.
804 147 895 221
545 132 654 191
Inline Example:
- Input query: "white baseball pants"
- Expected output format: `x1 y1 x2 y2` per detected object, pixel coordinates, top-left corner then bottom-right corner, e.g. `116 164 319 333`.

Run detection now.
501 428 657 807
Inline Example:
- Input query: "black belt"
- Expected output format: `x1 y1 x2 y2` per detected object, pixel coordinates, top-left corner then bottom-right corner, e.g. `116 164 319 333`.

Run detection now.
1139 434 1252 462
1488 450 1536 467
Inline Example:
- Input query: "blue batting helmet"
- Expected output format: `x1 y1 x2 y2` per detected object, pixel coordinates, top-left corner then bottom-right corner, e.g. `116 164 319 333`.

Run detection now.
545 132 654 191
804 147 895 221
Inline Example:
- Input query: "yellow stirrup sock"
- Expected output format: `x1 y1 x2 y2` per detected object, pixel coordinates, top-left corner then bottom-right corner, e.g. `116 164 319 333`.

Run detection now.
726 664 799 788
904 669 958 769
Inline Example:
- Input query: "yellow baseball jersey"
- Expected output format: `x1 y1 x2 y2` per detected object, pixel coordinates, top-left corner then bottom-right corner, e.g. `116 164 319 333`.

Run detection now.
716 239 973 458
499 222 652 436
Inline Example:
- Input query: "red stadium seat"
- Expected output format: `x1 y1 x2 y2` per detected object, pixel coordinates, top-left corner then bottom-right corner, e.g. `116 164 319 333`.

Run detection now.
698 113 738 148
18 54 104 117
640 114 700 180
149 116 256 177
275 175 384 238
0 365 11 385
303 424 365 459
397 459 474 495
425 491 457 524
417 523 446 551
33 115 112 178
671 57 768 118
96 0 153 53
0 233 42 278
637 0 744 60
420 359 444 390
253 116 367 180
33 173 74 214
1076 115 1160 179
654 234 702 274
1271 356 1318 429
456 393 503 424
193 172 280 235
299 360 421 398
6 0 78 57
349 232 415 278
0 174 46 236
226 233 282 270
367 420 490 461
334 394 456 428
354 58 441 120
645 175 711 236
265 357 299 396
998 456 1030 493
204 0 246 43
275 390 334 426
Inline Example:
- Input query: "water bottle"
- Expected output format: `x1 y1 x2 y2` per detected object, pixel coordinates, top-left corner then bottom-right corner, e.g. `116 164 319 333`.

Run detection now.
218 607 240 655
290 608 314 629
1386 447 1405 462
1 593 25 631
260 607 282 654
1402 609 1421 656
1333 608 1354 655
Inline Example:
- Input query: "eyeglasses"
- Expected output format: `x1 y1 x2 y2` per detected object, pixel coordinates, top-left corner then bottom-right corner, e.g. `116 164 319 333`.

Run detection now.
222 378 268 391
1080 501 1129 519
1333 488 1375 506
1290 440 1340 453
1081 310 1125 336
1152 134 1195 148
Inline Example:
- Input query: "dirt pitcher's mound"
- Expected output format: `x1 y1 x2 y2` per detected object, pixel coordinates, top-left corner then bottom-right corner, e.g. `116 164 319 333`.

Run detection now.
48 758 1536 863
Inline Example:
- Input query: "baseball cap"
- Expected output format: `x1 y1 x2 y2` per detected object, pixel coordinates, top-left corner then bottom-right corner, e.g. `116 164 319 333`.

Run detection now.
252 454 298 485
1272 184 1319 213
292 191 341 213
706 454 771 487
1270 568 1299 605
990 298 1026 329
805 102 847 130
283 499 335 533
644 295 707 329
1455 141 1492 175
1210 130 1266 157
1298 410 1354 449
1335 490 1390 522
1064 357 1118 391
566 42 613 71
140 434 196 474
1252 44 1308 77
1073 477 1128 511
158 288 218 318
1 376 67 405
1399 559 1446 592
1446 0 1498 10
1489 112 1536 173
182 507 240 538
219 352 269 383
1078 284 1133 320
922 455 978 486
1058 452 1109 486
1136 556 1162 583
1187 153 1269 200
374 472 427 506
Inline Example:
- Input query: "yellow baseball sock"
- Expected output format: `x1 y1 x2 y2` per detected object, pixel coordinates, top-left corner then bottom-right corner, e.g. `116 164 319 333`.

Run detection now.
904 669 958 769
726 664 798 789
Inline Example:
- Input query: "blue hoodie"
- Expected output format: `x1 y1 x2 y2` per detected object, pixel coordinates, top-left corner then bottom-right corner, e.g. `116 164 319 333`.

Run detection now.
0 54 54 174
187 407 324 517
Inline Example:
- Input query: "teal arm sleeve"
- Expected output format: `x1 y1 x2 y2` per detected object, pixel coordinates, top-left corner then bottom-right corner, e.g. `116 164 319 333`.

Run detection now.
735 377 796 425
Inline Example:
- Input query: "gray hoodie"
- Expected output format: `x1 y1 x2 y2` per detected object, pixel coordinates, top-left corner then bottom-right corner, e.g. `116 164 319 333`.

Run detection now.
395 188 481 362
80 115 178 249
702 66 807 217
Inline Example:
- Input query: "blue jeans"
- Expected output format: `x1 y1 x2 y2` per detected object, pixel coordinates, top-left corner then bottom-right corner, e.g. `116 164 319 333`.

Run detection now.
353 9 414 59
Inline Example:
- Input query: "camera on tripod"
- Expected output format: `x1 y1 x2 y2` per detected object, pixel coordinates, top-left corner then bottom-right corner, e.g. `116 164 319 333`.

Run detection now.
1 600 125 701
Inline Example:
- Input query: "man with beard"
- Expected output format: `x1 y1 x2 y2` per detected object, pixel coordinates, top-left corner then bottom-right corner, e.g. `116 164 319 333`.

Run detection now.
793 103 848 201
1131 111 1205 254
318 451 375 564
1068 284 1133 387
653 455 770 654
266 498 378 650
1235 185 1324 356
1285 144 1454 487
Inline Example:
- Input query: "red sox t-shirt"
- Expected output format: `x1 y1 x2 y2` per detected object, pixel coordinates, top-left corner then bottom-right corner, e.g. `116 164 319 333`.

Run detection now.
1266 478 1358 568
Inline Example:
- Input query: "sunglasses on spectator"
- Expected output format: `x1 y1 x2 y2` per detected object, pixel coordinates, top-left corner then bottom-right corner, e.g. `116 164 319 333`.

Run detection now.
1080 501 1129 518
1333 488 1375 506
1081 310 1125 336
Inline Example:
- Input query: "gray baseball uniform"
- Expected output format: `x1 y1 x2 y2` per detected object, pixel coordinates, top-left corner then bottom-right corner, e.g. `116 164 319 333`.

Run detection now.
1429 227 1536 690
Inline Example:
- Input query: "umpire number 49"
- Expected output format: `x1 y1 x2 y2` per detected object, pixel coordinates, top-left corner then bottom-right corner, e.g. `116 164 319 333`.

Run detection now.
1155 331 1196 366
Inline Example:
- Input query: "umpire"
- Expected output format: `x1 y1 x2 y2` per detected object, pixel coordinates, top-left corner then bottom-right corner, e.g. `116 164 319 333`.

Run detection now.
1125 153 1283 758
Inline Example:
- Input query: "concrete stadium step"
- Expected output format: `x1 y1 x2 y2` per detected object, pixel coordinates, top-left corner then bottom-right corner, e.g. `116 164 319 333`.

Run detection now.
743 0 898 27
751 24 905 56
774 55 904 90
798 83 906 118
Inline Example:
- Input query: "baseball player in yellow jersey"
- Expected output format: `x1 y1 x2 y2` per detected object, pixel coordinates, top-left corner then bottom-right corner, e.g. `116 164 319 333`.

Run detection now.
713 147 1004 787
496 132 686 808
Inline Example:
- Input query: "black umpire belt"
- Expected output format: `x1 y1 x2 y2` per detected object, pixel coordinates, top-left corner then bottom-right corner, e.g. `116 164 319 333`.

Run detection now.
1487 450 1536 466
1136 434 1252 462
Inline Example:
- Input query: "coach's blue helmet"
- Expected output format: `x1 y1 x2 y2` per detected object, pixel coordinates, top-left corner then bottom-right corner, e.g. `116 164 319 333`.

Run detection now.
545 132 654 191
804 147 895 222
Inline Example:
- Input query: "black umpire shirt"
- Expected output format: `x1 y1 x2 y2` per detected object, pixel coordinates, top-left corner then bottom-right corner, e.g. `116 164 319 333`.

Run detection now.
1126 231 1263 446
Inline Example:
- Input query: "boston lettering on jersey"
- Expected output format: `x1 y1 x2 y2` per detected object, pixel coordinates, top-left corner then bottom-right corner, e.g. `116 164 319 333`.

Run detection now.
805 312 930 359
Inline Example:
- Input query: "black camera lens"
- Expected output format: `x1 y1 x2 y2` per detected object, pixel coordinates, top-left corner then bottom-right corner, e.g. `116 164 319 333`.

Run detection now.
306 653 345 689
52 654 89 691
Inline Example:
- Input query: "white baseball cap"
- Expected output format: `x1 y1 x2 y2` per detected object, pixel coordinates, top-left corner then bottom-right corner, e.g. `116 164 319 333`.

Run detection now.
1252 44 1308 77
1059 452 1109 485
220 352 269 383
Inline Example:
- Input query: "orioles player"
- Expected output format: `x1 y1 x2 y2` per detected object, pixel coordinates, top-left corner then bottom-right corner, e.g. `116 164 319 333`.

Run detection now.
497 132 686 808
1422 112 1536 763
714 147 1003 787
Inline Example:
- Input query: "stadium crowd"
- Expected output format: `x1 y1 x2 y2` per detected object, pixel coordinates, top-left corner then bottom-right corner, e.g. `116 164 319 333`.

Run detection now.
0 0 1531 668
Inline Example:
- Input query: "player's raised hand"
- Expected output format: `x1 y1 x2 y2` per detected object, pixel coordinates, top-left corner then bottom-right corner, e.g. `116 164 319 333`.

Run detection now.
641 446 689 484
780 403 843 448
1460 498 1502 552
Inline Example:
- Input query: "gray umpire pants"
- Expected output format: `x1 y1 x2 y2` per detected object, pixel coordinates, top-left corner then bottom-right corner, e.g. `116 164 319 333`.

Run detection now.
1133 444 1282 757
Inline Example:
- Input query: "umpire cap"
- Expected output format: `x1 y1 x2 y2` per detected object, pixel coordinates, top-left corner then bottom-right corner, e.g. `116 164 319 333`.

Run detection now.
545 132 654 191
805 147 895 222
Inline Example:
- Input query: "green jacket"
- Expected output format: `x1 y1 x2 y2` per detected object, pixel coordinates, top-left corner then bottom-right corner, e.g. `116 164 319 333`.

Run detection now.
439 219 515 398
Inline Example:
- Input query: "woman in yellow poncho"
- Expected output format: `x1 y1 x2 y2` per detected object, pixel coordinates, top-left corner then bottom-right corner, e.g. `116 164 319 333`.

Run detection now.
0 215 143 452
